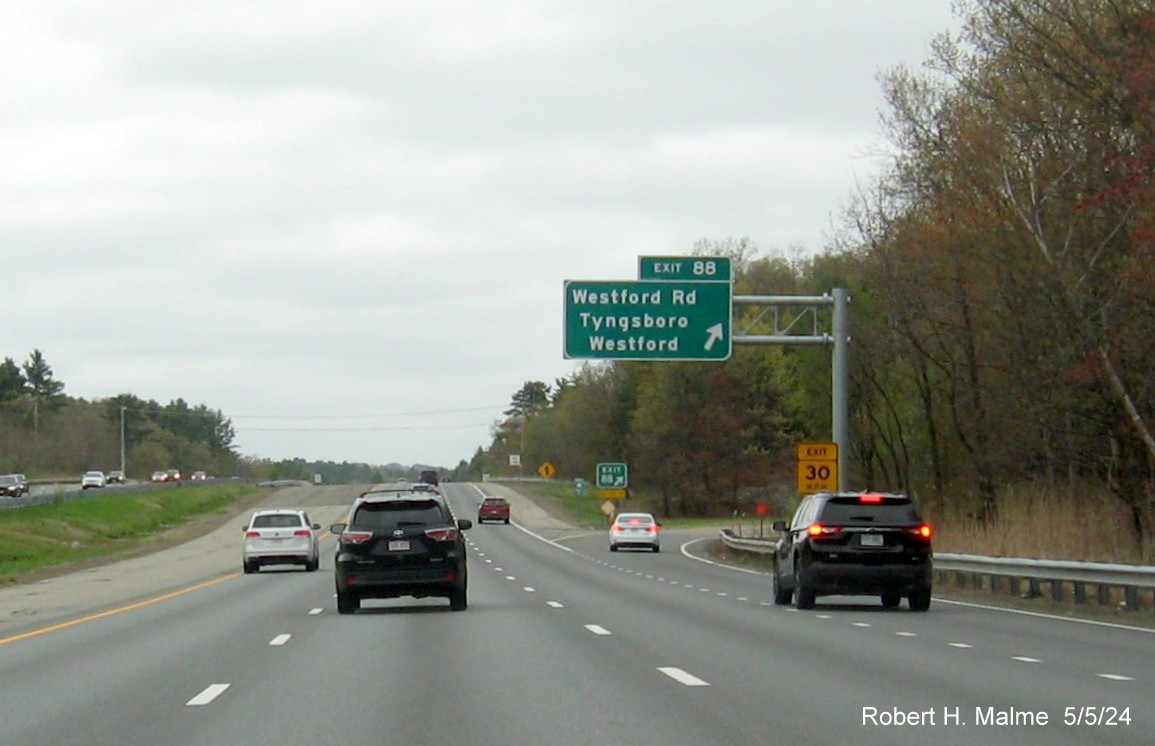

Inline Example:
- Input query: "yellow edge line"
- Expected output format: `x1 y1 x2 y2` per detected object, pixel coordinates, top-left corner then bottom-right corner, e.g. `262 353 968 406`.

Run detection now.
0 572 241 647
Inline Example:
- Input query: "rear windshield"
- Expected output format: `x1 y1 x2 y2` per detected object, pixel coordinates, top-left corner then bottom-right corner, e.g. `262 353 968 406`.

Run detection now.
617 514 654 525
819 498 921 523
252 514 304 529
483 498 507 505
353 500 447 528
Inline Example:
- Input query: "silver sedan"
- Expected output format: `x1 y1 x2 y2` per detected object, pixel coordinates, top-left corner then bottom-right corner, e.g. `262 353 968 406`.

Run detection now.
609 512 661 553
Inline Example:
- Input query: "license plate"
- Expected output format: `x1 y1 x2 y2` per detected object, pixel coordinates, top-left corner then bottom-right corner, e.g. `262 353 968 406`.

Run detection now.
388 540 411 551
860 533 884 547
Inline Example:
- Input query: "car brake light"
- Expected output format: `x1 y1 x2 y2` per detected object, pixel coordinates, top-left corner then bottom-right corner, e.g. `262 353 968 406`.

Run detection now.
905 524 933 539
245 531 261 538
808 523 841 536
424 527 459 542
293 529 311 537
340 530 374 544
858 492 884 503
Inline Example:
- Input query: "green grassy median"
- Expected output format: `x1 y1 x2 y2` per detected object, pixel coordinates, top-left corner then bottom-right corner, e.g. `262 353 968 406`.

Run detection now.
0 484 270 586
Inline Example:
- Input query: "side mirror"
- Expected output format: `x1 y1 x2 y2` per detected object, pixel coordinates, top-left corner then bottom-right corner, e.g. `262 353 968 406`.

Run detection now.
311 523 321 530
772 520 788 532
457 519 473 531
330 523 347 534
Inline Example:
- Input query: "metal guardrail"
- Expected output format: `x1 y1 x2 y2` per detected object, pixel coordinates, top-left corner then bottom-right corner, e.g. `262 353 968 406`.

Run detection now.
719 529 1155 612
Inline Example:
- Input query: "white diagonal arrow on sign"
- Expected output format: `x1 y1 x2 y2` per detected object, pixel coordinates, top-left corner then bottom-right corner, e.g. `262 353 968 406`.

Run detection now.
703 323 724 351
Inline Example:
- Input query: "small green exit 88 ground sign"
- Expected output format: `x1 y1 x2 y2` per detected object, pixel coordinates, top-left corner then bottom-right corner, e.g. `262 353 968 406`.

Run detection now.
596 462 628 488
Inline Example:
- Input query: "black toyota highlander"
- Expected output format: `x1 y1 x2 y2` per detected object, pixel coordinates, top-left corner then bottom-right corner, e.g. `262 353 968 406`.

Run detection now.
771 491 933 611
331 487 471 613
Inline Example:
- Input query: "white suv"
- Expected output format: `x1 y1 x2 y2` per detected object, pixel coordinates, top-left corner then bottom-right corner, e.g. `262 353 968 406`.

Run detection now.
242 509 321 573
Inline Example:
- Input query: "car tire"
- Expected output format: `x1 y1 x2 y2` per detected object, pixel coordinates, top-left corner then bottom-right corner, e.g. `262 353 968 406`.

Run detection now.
909 589 932 612
504 517 510 524
793 567 815 610
610 544 619 552
305 557 319 572
449 584 468 611
652 544 660 553
336 590 360 614
881 593 902 609
772 570 793 606
243 560 257 574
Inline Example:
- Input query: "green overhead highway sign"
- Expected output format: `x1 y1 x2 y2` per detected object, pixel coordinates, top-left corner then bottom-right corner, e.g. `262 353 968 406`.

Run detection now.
564 280 732 360
638 256 732 282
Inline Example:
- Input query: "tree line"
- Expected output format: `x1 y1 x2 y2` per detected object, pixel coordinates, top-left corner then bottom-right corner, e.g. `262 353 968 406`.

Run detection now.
0 350 434 483
470 0 1155 559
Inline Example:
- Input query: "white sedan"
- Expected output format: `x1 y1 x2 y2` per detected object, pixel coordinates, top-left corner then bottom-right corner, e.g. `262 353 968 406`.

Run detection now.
609 512 661 553
80 471 107 489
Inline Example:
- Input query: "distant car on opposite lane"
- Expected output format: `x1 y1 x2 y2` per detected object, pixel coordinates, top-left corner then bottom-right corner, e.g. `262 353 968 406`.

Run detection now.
107 470 126 484
609 512 661 552
151 470 167 482
242 509 321 573
0 474 28 498
81 471 107 489
191 470 207 481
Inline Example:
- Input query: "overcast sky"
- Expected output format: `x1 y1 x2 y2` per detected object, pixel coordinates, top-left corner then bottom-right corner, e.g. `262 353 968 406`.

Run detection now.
3 1 959 469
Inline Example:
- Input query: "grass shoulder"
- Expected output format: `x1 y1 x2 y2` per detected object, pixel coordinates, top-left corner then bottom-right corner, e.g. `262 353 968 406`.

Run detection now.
0 484 272 586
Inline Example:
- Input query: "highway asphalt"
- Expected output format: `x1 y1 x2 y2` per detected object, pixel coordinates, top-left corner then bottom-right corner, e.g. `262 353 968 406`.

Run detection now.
0 482 1150 745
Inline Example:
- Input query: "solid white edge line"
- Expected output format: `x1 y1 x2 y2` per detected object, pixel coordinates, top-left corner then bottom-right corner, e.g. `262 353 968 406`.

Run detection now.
187 684 230 706
468 484 574 553
658 667 711 687
932 597 1155 634
679 537 768 575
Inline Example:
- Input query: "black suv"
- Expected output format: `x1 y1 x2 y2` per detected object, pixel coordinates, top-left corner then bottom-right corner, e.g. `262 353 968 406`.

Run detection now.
331 488 471 613
771 491 933 611
417 469 440 486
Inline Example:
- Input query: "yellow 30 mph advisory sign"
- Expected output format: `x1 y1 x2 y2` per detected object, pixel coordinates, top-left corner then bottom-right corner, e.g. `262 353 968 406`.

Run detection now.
796 442 838 493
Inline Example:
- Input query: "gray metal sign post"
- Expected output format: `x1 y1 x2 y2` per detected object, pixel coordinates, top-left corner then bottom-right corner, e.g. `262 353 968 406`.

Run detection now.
733 289 849 491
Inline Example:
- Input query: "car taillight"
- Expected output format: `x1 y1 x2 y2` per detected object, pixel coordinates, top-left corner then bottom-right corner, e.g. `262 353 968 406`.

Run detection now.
808 523 841 536
905 524 933 539
293 529 311 537
340 530 374 545
425 527 459 542
245 531 261 538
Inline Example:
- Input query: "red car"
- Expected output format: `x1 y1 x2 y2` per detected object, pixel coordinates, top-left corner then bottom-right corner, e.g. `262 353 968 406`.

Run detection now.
477 496 511 524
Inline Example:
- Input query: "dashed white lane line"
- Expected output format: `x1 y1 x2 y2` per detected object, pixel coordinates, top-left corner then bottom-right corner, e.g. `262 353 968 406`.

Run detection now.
852 622 871 628
309 608 323 616
896 631 917 637
585 624 612 636
505 576 517 581
547 601 564 608
948 643 973 649
187 684 230 706
523 587 536 593
269 634 291 646
1012 656 1042 664
1097 674 1135 681
658 667 711 687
